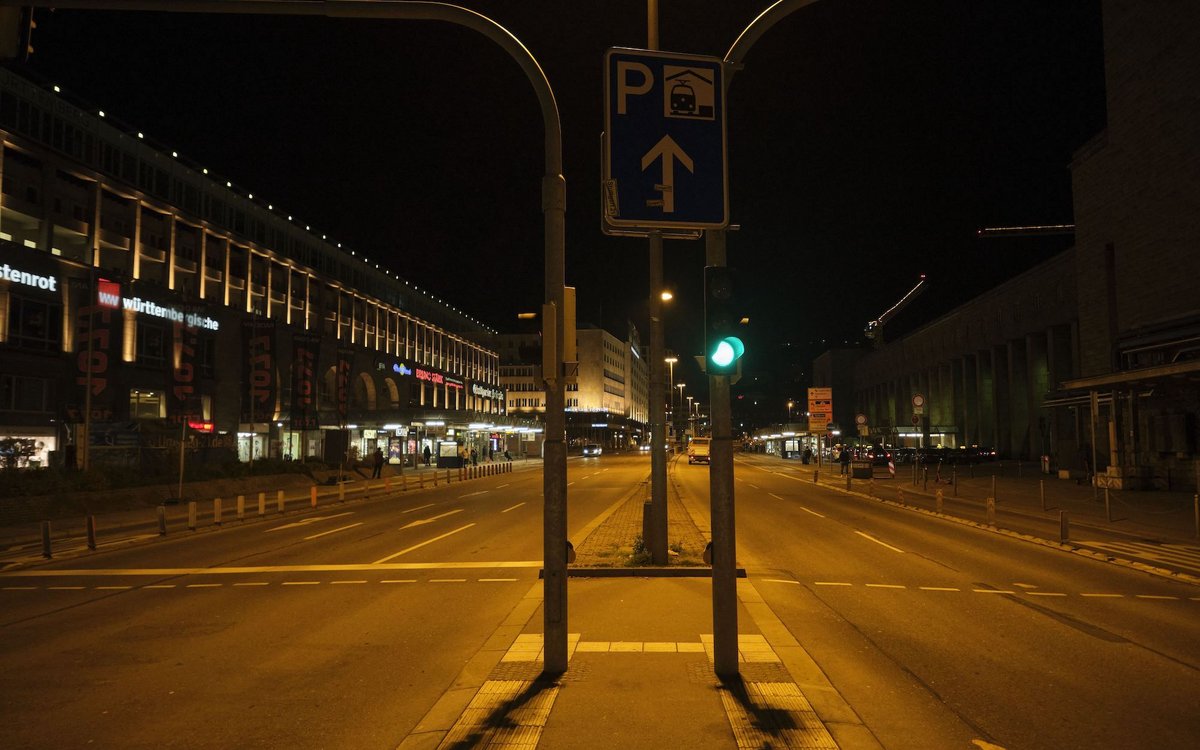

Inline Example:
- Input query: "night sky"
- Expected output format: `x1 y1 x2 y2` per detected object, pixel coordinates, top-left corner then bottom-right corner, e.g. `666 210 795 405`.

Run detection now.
19 0 1106 401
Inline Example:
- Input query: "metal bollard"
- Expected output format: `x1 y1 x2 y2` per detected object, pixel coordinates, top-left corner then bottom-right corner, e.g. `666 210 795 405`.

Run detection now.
311 486 318 508
1040 480 1046 512
868 479 874 498
813 470 819 484
41 520 51 558
434 470 439 486
936 489 944 514
952 467 958 497
385 477 392 492
986 497 996 526
1105 487 1111 522
1059 510 1070 543
991 475 997 503
1194 494 1198 539
237 495 246 521
401 474 408 492
213 497 222 526
277 489 285 514
419 473 425 489
447 469 452 484
86 515 97 550
188 501 197 531
158 505 167 536
258 491 266 516
338 482 345 503
898 488 904 503
923 468 928 491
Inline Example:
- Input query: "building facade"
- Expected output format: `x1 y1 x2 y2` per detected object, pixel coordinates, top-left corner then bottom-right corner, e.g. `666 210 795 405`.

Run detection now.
0 67 514 471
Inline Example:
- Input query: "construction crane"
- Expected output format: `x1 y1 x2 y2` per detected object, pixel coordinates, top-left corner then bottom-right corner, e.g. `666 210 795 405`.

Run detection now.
864 274 927 347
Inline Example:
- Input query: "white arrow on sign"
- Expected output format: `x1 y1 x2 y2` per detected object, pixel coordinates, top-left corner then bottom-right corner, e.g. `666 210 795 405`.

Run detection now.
641 134 693 213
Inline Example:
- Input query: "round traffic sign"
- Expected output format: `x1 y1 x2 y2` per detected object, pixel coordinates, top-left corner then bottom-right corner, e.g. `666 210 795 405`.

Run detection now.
911 414 921 425
855 413 867 425
912 394 925 408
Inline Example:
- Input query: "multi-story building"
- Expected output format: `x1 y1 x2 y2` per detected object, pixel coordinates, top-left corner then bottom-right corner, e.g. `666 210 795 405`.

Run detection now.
0 67 514 471
492 321 649 450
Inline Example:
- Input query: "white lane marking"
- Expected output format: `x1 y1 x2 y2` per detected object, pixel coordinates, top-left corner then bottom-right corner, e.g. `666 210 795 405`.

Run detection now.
96 585 133 590
747 483 760 490
48 586 85 590
920 586 960 592
373 524 476 564
866 583 906 589
401 503 436 514
1026 592 1067 597
330 580 367 585
799 506 825 518
144 584 175 589
186 583 222 588
266 512 353 532
459 490 489 498
381 579 417 584
3 586 36 590
480 578 518 582
0 561 541 577
1081 593 1123 598
430 578 467 582
281 581 320 586
972 740 1008 750
1135 594 1179 600
304 522 363 541
501 502 526 513
768 493 786 501
762 578 800 585
233 582 269 587
401 509 464 530
497 483 510 489
567 481 575 486
854 530 905 554
973 589 1015 595
814 581 852 587
1013 582 1038 589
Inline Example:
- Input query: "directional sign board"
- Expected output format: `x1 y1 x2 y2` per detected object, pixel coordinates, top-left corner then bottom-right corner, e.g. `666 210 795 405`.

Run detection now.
603 48 728 230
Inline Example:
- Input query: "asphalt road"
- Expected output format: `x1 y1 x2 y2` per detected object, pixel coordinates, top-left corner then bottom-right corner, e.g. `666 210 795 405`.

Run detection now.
3 452 1198 749
695 453 1200 750
0 456 646 749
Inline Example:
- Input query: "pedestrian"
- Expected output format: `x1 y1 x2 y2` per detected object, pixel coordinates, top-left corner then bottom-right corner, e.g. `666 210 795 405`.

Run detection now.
470 447 478 466
838 447 850 475
488 446 494 462
802 447 812 465
371 447 384 478
423 444 432 466
504 449 512 461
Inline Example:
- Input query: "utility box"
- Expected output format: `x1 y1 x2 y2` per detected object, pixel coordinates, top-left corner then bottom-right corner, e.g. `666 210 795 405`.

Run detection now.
851 460 873 479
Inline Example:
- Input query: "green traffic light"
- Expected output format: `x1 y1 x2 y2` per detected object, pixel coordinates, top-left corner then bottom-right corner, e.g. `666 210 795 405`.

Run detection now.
710 336 744 368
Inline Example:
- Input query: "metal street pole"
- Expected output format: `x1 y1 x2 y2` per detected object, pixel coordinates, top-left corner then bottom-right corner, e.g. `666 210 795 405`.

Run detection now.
15 0 571 672
645 0 668 564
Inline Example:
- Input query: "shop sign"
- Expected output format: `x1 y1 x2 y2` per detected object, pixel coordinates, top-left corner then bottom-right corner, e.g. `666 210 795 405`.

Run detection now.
445 376 464 391
1 262 57 291
241 320 277 423
97 279 219 330
290 334 320 430
472 383 504 400
415 368 444 385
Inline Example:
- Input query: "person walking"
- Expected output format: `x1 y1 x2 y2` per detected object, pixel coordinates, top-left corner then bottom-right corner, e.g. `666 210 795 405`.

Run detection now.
423 444 432 466
470 447 478 466
371 447 384 478
838 447 850 475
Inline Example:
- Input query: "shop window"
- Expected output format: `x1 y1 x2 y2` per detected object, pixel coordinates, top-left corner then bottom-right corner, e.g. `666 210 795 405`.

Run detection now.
6 295 62 352
130 389 164 419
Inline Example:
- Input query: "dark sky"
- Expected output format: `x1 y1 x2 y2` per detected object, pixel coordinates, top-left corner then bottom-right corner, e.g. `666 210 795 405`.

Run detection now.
21 0 1105 395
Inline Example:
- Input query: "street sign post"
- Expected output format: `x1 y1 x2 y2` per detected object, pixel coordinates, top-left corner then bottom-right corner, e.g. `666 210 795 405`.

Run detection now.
603 48 728 230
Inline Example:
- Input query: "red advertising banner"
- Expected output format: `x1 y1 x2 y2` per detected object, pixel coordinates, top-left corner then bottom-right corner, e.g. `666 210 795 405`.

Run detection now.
167 320 200 423
336 346 355 426
241 319 276 423
67 275 119 422
290 334 321 430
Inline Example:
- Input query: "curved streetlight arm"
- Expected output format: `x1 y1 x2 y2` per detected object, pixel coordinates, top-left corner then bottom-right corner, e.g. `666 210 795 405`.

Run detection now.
724 0 823 83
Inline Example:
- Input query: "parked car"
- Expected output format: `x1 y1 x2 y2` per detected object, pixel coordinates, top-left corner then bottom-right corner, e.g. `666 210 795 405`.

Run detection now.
582 443 602 457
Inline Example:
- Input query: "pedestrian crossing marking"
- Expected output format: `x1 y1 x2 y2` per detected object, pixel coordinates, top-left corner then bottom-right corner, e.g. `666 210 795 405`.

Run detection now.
1078 540 1200 575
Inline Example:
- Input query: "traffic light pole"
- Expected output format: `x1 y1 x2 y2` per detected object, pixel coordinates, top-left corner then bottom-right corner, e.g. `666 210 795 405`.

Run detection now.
706 228 738 678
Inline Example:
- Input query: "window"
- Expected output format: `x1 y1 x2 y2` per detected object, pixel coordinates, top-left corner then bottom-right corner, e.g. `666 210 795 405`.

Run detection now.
136 322 166 366
6 295 62 352
129 390 164 419
0 373 51 412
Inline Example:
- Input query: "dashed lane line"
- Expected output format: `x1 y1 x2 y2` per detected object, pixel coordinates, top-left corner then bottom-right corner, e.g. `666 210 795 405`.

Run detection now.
400 509 464 530
266 512 354 532
854 530 905 554
0 560 541 577
459 490 489 498
760 579 1193 601
501 502 525 513
401 503 436 514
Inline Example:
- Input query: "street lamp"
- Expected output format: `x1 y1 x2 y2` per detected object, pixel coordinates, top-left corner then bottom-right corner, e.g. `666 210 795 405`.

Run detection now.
787 400 794 422
664 354 678 442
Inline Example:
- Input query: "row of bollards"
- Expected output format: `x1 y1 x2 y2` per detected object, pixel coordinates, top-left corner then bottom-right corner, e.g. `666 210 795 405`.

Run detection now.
34 463 513 558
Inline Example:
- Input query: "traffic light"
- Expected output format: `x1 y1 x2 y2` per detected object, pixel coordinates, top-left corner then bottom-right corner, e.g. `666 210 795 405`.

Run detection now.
704 265 744 375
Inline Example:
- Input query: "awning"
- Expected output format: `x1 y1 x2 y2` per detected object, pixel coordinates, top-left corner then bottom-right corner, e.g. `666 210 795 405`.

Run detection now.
1062 359 1200 390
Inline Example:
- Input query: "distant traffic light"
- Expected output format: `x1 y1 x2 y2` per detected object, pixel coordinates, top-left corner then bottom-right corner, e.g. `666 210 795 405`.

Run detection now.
704 265 744 375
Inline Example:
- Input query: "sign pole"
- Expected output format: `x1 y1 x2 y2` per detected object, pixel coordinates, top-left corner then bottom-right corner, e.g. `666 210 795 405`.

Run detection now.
645 6 668 565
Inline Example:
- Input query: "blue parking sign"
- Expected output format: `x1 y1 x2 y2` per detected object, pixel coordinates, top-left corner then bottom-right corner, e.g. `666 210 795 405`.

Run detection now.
604 48 729 230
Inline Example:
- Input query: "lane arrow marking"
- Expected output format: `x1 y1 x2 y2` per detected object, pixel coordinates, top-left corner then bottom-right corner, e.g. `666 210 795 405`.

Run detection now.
641 135 693 213
401 508 464 530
